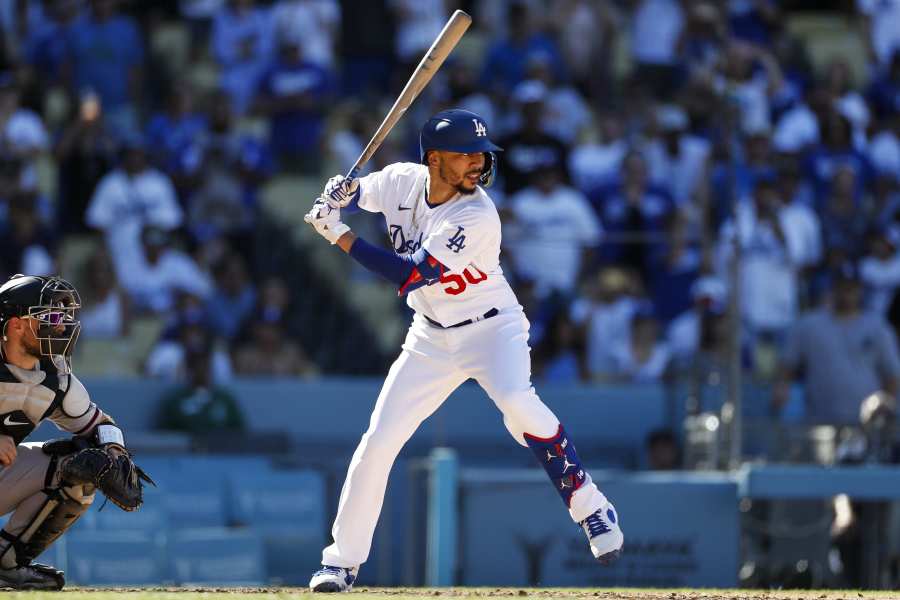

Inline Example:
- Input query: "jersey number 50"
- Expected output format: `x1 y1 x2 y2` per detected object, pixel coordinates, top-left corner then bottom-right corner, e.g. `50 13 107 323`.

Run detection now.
440 268 487 295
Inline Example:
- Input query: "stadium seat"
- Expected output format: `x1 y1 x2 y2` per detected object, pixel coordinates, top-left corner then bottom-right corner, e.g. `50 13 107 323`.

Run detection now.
167 527 265 585
65 530 166 586
227 470 326 584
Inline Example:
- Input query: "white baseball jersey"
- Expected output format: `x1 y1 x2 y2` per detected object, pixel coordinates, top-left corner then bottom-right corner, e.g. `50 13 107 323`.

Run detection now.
356 162 519 326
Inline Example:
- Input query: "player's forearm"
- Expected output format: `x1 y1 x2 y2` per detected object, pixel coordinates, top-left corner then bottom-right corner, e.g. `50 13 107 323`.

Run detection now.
336 231 357 254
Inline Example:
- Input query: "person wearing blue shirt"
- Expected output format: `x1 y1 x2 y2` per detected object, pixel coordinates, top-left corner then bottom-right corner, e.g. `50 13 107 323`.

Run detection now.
145 85 208 175
588 151 676 284
253 39 333 175
64 0 144 133
479 2 566 96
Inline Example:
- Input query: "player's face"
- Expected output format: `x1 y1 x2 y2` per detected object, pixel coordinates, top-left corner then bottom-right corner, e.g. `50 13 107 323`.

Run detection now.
16 317 43 358
436 151 484 195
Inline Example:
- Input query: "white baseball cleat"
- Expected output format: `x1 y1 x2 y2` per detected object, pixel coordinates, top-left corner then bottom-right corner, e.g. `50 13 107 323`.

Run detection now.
579 502 624 565
309 565 358 593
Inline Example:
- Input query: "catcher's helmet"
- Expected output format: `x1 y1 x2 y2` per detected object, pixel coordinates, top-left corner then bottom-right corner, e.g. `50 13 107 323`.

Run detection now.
0 275 81 372
419 109 502 187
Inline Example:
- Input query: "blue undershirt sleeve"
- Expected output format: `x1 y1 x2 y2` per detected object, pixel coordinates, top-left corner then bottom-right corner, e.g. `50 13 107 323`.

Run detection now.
348 237 414 285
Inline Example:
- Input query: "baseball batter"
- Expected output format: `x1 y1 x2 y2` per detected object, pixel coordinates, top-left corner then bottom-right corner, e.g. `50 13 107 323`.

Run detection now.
305 109 623 592
0 275 150 590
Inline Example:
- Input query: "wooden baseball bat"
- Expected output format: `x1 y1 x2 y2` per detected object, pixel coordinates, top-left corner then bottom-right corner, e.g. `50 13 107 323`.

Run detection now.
345 9 472 180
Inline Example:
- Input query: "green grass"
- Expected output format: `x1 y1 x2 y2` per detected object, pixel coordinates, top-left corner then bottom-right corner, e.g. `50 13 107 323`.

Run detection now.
0 588 893 600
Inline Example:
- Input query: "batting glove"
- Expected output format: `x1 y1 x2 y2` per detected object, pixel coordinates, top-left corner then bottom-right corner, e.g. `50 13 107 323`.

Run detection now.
323 175 360 208
304 197 351 244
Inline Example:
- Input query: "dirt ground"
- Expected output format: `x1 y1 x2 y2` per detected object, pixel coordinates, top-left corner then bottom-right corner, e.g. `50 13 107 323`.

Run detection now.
3 587 893 600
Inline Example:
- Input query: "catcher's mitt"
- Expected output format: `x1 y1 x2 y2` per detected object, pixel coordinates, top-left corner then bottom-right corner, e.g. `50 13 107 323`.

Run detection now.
61 447 155 511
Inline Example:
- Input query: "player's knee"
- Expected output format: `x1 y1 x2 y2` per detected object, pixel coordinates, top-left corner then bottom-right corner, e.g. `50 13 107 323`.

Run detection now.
492 389 558 446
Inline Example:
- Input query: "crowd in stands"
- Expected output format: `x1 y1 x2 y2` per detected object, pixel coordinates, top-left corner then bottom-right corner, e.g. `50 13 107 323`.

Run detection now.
0 0 898 428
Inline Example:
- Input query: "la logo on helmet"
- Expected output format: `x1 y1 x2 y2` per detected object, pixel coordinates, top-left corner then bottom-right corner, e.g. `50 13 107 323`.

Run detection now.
473 119 487 137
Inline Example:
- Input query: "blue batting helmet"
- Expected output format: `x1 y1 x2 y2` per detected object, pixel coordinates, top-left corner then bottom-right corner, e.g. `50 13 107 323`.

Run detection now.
419 109 502 187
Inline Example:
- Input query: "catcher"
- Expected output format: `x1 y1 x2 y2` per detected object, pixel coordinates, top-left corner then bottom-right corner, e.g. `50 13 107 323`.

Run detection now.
0 274 152 590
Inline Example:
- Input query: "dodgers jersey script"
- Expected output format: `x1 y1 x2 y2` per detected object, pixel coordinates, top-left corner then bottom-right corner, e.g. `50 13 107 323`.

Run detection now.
356 162 518 325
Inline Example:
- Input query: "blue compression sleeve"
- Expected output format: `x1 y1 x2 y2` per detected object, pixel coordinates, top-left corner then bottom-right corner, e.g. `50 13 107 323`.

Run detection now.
349 237 414 285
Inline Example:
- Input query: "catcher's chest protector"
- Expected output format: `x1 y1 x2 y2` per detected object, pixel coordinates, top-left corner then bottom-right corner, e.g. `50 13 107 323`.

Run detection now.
0 359 93 445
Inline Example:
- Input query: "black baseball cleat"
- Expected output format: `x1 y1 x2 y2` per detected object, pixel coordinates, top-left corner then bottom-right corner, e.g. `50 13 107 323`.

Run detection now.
0 562 65 590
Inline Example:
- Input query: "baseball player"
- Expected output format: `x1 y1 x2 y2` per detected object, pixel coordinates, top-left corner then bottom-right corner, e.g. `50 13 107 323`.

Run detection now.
0 274 150 590
304 109 624 592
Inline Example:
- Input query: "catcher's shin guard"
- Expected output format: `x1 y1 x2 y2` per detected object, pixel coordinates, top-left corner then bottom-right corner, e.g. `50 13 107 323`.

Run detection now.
0 456 94 568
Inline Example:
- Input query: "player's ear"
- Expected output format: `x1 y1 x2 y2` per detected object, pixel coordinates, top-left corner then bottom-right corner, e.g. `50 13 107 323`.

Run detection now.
427 150 440 168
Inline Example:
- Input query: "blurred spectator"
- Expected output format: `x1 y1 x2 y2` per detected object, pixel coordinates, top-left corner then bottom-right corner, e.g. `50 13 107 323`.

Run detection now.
271 0 340 70
707 121 776 231
145 294 232 383
145 83 208 173
647 212 703 325
0 73 49 165
521 56 591 145
210 0 275 114
119 226 213 314
806 111 872 205
773 83 832 155
867 50 900 120
645 428 681 470
337 0 395 97
589 150 675 283
497 80 569 195
77 246 128 339
179 0 225 51
678 1 728 81
86 134 183 283
630 0 684 98
24 0 82 85
645 104 712 207
205 251 256 341
712 40 783 134
389 0 447 68
0 192 56 279
569 110 628 193
444 60 497 131
825 59 870 146
533 311 585 383
718 176 820 345
55 88 119 234
776 263 900 425
479 1 566 97
64 0 144 133
157 345 245 433
571 267 640 379
819 165 870 259
505 162 601 299
860 226 900 315
174 89 271 250
857 0 900 70
667 275 728 361
232 311 317 377
727 0 779 47
253 38 333 174
548 0 619 102
257 276 291 322
607 304 671 382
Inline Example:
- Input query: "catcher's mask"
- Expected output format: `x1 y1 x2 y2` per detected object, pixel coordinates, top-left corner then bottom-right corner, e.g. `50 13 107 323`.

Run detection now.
0 275 81 373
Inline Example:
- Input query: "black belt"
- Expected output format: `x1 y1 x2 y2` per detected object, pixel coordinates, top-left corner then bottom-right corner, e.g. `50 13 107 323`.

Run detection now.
423 308 499 329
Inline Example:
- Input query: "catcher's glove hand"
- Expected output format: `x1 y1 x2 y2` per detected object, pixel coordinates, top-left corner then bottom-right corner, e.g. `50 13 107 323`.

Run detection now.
61 447 156 511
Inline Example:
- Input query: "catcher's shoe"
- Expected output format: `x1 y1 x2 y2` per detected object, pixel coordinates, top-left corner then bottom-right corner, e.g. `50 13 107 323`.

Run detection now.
0 562 65 590
309 565 358 592
580 502 623 565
